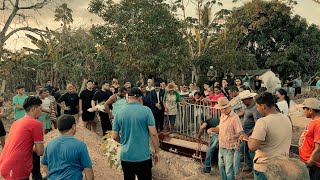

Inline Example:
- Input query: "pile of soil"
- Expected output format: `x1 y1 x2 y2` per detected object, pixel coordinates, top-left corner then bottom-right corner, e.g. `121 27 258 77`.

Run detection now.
43 123 123 179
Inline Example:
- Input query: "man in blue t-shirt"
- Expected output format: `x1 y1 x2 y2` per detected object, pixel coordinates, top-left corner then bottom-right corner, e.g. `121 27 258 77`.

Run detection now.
112 87 160 180
41 115 94 180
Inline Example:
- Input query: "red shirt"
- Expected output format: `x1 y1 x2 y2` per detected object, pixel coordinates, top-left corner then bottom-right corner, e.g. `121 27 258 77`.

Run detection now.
208 93 225 107
0 116 43 179
299 118 320 167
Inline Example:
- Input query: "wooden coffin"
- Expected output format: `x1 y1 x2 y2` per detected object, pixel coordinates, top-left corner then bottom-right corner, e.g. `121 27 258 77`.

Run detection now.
158 132 211 162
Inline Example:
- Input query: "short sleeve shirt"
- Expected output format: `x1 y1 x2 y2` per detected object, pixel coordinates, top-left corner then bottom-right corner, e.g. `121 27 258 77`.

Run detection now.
250 113 292 172
57 92 79 115
208 93 225 107
41 135 92 179
113 102 155 162
299 118 320 167
92 90 113 104
12 94 28 120
205 118 220 131
243 103 262 135
80 89 96 110
0 117 43 179
218 111 243 149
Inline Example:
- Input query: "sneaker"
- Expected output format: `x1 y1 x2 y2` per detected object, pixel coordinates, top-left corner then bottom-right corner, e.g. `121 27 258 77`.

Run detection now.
198 167 210 173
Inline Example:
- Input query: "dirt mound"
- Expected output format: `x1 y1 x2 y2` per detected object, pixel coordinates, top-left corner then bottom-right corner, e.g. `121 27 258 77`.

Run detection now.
43 123 123 179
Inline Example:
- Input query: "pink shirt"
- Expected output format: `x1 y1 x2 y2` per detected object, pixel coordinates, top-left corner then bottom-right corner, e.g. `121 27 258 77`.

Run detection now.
208 93 225 107
218 111 243 149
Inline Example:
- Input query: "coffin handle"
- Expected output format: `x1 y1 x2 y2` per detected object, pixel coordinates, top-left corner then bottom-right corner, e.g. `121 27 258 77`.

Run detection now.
169 147 178 154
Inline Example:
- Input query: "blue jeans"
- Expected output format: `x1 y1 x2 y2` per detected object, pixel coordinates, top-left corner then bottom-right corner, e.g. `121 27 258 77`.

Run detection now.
204 133 219 172
254 170 268 180
218 148 240 180
241 142 255 169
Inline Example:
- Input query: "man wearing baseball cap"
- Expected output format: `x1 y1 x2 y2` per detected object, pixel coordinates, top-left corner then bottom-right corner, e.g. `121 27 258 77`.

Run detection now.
112 87 160 180
299 98 320 180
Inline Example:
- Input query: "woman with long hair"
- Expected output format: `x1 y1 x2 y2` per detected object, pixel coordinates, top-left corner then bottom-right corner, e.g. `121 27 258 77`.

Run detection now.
276 88 290 115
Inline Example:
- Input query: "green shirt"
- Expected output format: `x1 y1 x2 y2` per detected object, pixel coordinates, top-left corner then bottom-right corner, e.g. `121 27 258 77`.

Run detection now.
13 94 28 120
316 80 320 90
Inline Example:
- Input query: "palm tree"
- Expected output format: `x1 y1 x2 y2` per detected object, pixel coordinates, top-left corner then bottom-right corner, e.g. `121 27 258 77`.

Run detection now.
54 3 74 30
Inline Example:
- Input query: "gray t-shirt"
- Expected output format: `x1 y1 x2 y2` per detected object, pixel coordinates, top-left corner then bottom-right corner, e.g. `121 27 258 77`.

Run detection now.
250 113 292 172
243 103 262 134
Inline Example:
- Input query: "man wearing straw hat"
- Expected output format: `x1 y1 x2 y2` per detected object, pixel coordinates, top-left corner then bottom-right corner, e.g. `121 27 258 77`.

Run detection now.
298 98 320 180
208 97 243 180
238 90 262 173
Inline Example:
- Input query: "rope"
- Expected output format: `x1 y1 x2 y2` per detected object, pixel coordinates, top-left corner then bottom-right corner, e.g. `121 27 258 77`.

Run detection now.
236 140 246 180
194 139 204 165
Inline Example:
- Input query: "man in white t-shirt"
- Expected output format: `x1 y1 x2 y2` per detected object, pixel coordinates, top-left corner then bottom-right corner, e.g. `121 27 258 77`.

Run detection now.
240 92 292 180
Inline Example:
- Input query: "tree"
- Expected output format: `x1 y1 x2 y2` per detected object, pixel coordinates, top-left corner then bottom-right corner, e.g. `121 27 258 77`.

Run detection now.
0 0 52 58
54 3 74 30
226 0 307 68
88 0 188 82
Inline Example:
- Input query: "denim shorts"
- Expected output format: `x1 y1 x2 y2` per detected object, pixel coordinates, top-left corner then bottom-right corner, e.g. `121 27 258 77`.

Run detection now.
166 115 176 124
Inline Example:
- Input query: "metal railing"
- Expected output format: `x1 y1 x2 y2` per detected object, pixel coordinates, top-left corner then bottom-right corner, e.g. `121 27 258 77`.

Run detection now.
176 100 221 140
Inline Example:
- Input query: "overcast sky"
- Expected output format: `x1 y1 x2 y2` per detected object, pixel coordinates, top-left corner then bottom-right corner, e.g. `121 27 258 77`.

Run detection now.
2 0 320 50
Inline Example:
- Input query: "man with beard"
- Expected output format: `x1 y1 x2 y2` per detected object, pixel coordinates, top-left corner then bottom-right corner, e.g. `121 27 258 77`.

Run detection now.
79 80 97 130
41 115 94 180
57 83 80 122
92 81 113 136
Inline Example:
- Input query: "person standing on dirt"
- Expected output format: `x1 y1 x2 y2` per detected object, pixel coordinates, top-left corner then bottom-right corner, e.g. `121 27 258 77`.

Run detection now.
57 83 79 121
163 83 182 132
150 82 165 132
104 86 128 120
91 81 113 136
239 90 262 173
208 97 243 180
79 80 97 131
41 114 94 180
0 96 44 180
38 89 52 134
13 85 28 120
112 87 160 180
198 117 220 173
298 98 320 180
240 92 292 180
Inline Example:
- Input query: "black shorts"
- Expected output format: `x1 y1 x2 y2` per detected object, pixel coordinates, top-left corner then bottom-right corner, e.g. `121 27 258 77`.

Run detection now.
0 121 6 137
82 111 96 121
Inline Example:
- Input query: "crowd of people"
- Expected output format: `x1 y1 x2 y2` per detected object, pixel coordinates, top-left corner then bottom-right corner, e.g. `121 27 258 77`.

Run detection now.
0 74 318 180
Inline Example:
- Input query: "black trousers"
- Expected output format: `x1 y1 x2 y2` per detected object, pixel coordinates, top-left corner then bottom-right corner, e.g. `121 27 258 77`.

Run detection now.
32 152 42 180
121 159 152 180
308 165 320 180
295 87 301 97
153 111 164 131
99 112 112 136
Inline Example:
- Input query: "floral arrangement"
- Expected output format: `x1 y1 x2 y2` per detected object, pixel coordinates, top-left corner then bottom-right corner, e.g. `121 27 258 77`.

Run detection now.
100 131 122 170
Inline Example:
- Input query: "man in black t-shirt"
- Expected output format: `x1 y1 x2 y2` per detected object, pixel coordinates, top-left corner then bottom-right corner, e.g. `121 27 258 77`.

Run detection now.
57 83 79 121
91 81 113 136
79 80 96 131
198 118 220 173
